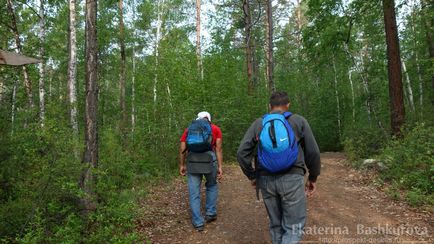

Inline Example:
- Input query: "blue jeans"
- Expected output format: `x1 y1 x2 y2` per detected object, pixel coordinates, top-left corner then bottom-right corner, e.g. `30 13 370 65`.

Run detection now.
259 173 306 244
187 160 218 227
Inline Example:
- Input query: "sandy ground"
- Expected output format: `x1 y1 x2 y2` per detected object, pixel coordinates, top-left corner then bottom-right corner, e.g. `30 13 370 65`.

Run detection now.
137 152 433 243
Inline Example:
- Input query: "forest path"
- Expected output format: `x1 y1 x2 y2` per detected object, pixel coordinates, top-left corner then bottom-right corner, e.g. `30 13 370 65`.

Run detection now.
137 153 433 243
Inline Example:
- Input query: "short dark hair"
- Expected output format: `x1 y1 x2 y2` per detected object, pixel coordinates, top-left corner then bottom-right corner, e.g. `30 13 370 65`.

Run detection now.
269 91 290 107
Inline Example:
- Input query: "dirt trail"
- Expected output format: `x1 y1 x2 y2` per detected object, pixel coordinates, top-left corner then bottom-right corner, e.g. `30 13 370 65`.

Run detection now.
137 153 433 243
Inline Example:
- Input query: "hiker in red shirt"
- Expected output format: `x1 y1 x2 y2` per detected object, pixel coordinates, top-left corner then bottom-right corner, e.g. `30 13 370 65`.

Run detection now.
179 111 223 231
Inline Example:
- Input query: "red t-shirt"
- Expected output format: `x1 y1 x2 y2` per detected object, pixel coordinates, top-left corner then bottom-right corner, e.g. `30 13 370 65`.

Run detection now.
180 123 222 151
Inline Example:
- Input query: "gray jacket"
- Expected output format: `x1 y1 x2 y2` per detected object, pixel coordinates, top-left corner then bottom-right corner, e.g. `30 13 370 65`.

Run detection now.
236 113 321 182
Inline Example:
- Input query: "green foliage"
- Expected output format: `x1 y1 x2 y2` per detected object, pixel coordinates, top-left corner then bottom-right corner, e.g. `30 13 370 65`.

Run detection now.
0 120 152 242
378 123 434 206
0 120 81 242
343 125 388 163
1 0 434 241
343 122 434 207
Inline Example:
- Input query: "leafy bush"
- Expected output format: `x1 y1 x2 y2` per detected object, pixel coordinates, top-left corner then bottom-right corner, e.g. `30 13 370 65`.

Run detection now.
343 122 433 207
343 125 388 163
0 122 157 242
378 123 434 206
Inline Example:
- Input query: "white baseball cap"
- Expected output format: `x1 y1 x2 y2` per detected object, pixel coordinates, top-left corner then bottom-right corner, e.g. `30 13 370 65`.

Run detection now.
197 111 211 122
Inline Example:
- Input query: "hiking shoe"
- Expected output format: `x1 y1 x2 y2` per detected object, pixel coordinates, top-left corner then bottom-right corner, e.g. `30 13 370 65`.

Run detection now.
194 225 204 232
205 215 217 223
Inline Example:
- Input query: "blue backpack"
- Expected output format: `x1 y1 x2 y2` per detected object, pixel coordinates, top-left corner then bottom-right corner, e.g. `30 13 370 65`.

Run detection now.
186 119 213 152
257 112 298 173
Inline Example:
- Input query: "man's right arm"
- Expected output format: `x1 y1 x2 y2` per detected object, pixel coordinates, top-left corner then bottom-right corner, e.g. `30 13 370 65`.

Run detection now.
179 129 188 176
179 142 187 176
237 119 260 180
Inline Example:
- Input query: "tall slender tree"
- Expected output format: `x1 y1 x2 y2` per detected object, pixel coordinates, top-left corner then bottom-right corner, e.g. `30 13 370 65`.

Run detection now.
243 0 254 94
11 79 18 135
383 0 405 136
408 2 424 114
421 0 433 99
0 79 4 104
402 60 415 112
68 0 79 157
332 56 341 138
39 0 46 127
131 0 137 134
119 0 127 133
153 0 164 116
348 70 356 122
196 0 204 80
295 0 303 46
6 0 34 108
81 0 98 213
265 0 274 92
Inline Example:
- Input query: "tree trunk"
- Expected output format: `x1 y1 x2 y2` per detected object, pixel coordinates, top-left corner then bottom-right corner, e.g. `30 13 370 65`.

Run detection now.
10 79 18 136
166 83 178 130
68 0 79 158
48 69 53 98
243 0 254 94
345 42 385 131
383 0 405 136
119 0 127 135
265 0 274 93
81 0 98 214
196 0 204 80
0 78 4 104
348 70 356 122
332 56 341 138
252 38 259 88
39 0 46 127
401 60 415 112
131 0 137 134
6 0 34 108
345 43 373 119
153 0 164 115
421 0 433 97
295 0 302 46
409 2 424 116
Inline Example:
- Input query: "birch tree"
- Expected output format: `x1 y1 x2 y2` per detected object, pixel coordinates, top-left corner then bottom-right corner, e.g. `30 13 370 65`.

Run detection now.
131 0 137 133
119 0 127 133
295 0 303 47
407 1 424 114
402 60 415 112
39 0 46 127
196 0 204 80
421 0 433 98
11 79 18 136
332 56 341 138
153 0 164 114
0 77 4 104
68 0 79 155
348 70 356 122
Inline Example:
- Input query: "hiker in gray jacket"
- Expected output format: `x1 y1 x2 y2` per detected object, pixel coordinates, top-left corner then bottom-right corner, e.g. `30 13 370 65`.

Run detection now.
237 91 321 244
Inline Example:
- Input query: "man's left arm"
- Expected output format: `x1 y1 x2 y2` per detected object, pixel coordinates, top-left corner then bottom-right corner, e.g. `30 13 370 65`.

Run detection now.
215 138 223 179
300 117 321 197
